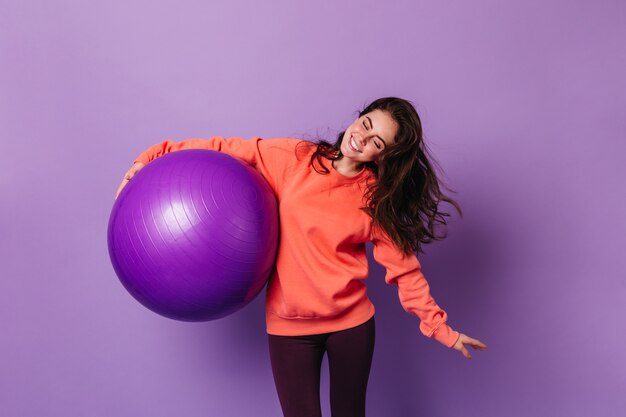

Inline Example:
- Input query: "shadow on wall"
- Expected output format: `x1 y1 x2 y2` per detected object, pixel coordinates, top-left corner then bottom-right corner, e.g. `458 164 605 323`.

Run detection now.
195 287 269 362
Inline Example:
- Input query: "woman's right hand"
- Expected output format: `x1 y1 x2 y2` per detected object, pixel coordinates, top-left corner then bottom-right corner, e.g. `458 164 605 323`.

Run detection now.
115 162 145 200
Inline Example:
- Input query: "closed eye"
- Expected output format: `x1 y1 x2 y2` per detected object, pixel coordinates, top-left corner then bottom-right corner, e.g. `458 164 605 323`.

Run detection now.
363 120 382 149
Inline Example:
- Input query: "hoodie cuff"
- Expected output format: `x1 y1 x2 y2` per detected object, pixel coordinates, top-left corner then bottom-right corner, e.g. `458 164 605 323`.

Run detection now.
433 324 460 348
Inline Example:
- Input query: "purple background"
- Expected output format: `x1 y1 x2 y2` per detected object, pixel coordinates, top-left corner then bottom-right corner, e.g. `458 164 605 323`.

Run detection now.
1 1 624 416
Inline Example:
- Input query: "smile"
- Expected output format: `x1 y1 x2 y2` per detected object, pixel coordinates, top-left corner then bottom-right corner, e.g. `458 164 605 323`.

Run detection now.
349 136 362 153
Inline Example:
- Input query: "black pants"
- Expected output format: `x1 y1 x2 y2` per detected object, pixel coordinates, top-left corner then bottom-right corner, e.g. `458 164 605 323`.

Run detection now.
268 316 376 417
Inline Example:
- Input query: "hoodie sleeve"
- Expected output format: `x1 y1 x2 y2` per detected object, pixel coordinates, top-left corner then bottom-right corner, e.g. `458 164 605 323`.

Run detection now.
371 225 460 348
133 136 297 196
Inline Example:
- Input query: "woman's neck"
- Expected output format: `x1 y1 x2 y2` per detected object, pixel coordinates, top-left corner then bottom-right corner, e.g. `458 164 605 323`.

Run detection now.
332 157 364 177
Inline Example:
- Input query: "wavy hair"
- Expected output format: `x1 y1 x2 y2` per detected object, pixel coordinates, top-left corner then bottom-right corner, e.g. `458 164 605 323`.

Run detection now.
297 97 462 255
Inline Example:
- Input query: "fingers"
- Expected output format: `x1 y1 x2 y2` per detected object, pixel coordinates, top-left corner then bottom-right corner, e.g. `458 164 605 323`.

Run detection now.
114 169 135 200
114 179 129 200
455 333 487 359
114 163 145 200
455 340 473 359
125 167 138 180
465 336 488 350
461 346 472 359
460 334 487 348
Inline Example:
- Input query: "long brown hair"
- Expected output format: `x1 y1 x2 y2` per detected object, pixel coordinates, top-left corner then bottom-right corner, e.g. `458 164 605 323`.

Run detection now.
298 97 462 255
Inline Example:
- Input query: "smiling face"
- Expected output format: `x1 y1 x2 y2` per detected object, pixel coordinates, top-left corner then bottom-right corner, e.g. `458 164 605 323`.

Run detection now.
340 109 399 164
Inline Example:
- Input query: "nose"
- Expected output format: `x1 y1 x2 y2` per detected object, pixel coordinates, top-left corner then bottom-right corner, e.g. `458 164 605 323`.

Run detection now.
355 133 368 146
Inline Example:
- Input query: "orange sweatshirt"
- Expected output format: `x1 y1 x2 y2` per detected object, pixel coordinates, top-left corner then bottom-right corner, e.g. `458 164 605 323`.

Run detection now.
134 136 460 348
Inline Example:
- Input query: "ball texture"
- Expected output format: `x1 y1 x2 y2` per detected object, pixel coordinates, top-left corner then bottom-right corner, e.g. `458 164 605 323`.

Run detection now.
107 149 279 321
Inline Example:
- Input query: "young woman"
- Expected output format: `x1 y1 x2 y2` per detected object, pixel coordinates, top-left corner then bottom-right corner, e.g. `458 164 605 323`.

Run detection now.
115 97 487 417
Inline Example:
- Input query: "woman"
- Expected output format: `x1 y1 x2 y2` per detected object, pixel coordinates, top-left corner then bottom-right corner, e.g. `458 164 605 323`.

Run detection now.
115 97 487 417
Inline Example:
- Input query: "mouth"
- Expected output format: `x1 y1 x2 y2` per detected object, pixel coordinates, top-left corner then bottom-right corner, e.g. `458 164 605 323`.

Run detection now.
348 136 362 153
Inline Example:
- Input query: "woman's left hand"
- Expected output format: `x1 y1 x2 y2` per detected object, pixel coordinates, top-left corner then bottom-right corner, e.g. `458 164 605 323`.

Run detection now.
452 333 487 359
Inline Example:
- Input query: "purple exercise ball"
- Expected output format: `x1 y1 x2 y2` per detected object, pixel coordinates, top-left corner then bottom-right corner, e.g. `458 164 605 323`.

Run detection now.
107 149 279 321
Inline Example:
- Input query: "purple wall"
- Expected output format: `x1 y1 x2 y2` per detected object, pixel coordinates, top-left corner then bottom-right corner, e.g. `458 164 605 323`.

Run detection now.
1 1 624 416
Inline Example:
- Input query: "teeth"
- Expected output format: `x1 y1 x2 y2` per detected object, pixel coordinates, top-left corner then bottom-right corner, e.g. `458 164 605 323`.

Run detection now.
350 137 361 152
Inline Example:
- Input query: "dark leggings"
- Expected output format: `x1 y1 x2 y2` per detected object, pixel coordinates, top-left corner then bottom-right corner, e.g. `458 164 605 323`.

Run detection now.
268 316 376 417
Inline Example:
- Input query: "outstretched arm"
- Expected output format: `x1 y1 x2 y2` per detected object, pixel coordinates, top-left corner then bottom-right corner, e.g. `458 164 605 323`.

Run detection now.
371 225 488 358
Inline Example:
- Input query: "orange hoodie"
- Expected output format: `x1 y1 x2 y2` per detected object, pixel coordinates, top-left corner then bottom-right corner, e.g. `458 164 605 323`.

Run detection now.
134 136 460 348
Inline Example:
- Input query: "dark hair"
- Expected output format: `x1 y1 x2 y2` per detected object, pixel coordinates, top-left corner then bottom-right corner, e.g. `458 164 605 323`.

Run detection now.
297 97 462 255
